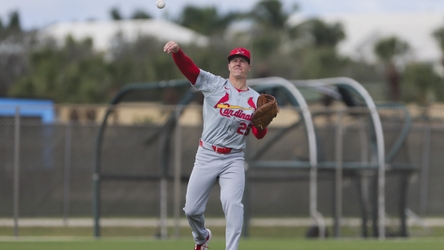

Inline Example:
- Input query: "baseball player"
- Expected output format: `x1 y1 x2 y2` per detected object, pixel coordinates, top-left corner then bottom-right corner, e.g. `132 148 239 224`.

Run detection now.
163 41 268 250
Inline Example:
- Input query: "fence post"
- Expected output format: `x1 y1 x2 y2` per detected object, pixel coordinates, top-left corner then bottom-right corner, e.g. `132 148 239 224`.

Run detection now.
13 107 20 237
420 124 431 217
63 122 72 225
333 110 344 238
159 131 168 239
173 106 182 238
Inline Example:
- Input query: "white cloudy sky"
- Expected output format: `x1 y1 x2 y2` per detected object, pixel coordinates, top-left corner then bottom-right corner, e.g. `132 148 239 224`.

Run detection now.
1 0 444 30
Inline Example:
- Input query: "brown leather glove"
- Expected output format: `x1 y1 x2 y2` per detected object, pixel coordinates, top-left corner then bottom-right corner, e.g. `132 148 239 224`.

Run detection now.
252 94 279 130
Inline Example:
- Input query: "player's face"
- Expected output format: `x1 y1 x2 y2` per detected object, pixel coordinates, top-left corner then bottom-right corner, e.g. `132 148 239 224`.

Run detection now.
228 56 251 78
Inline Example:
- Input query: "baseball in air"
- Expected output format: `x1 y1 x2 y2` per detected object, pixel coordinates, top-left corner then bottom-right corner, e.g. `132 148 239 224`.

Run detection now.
156 0 166 9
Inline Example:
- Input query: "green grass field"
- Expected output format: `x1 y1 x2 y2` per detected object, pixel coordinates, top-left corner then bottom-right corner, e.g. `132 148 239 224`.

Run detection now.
1 224 444 250
1 238 444 250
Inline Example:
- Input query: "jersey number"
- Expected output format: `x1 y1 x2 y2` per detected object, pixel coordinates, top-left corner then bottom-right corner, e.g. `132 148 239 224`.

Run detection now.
237 122 251 136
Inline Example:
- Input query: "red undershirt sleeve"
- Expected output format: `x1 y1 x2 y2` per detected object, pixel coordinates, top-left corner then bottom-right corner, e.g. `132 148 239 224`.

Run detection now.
172 48 200 85
252 125 267 139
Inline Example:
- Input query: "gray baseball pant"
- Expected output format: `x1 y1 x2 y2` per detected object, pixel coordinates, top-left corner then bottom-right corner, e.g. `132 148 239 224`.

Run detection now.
183 146 245 250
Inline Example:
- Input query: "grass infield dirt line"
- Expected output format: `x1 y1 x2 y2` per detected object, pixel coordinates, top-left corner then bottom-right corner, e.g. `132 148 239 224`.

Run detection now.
1 217 444 227
1 238 444 250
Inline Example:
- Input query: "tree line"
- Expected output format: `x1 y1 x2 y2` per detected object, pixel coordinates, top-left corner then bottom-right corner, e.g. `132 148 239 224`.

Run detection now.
1 0 444 106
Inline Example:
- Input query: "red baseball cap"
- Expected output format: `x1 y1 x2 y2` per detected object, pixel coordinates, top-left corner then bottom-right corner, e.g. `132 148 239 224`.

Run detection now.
228 47 251 64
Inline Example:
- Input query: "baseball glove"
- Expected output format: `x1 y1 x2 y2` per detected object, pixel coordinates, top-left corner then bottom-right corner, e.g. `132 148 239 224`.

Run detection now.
252 94 279 130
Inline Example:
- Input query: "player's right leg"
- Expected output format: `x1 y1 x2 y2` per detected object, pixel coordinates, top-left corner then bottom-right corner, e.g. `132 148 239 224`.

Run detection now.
184 147 220 246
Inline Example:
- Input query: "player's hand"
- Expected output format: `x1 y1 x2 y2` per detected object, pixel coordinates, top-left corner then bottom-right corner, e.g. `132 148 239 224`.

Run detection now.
164 41 179 54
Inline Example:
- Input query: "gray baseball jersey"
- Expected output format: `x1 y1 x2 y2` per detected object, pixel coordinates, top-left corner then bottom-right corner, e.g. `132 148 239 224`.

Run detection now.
194 69 261 150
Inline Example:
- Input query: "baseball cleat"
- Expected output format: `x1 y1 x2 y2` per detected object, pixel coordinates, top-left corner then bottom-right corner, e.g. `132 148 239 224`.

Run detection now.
194 229 212 250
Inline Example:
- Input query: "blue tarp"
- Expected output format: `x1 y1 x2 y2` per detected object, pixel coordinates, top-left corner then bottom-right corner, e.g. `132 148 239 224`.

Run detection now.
0 98 55 124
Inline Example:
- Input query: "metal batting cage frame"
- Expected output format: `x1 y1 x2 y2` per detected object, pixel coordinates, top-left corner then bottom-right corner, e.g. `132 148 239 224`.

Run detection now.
93 79 193 238
93 76 417 239
288 77 416 238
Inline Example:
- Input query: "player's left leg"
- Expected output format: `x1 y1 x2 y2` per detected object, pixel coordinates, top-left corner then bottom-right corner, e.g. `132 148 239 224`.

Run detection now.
218 151 245 250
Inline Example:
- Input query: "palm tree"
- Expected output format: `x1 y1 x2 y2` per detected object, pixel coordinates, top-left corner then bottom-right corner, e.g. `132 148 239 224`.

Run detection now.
0 10 21 39
244 0 297 67
110 7 123 20
7 10 21 31
432 26 444 67
304 19 345 48
373 36 410 102
402 63 442 105
250 0 291 30
176 5 240 36
131 10 152 20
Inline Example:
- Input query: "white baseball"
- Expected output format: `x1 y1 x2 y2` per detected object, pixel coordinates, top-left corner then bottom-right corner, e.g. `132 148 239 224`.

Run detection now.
156 0 166 9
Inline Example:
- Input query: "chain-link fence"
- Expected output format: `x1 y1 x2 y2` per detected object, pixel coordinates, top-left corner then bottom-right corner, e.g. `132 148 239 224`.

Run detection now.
0 103 443 238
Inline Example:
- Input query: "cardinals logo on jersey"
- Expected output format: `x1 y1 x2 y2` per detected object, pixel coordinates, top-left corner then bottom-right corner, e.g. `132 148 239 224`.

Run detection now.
214 93 230 108
214 93 254 120
247 97 256 110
